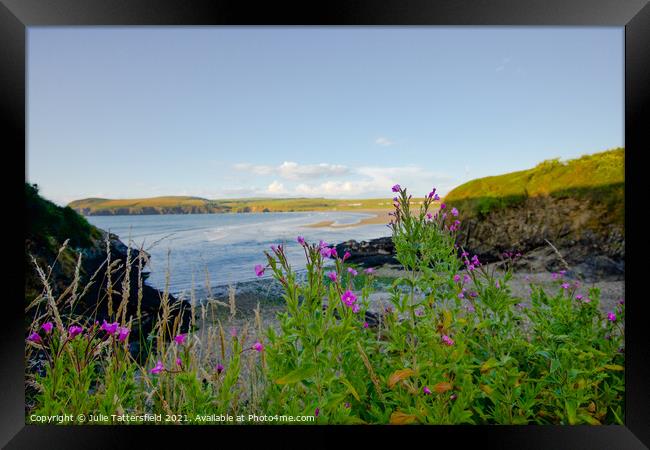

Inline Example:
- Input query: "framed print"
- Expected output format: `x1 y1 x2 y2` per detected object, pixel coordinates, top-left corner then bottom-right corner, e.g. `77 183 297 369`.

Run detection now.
3 0 649 448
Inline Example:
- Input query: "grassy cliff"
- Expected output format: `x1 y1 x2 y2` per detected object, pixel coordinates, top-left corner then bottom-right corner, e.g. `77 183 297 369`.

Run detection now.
444 147 624 224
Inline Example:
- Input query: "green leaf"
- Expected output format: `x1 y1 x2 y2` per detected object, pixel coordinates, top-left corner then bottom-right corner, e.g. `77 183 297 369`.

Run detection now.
274 366 317 385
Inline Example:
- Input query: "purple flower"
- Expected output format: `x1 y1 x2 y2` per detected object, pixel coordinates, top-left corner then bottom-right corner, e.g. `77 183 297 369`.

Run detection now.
607 312 616 322
433 194 440 201
415 308 424 317
345 402 351 409
451 207 459 217
471 255 480 266
463 274 471 283
297 236 305 245
467 264 475 272
364 268 374 275
392 197 398 202
216 363 224 374
252 341 264 352
27 332 41 343
391 184 401 192
320 247 333 258
341 290 357 307
327 271 338 282
176 357 182 367
618 298 625 305
347 267 358 276
314 408 320 417
441 335 454 346
495 281 500 289
458 292 465 299
174 334 187 345
117 326 130 343
469 291 478 298
330 248 338 258
423 386 432 395
561 283 570 290
100 320 119 335
465 304 475 313
230 327 237 337
363 322 369 329
352 304 360 314
68 325 83 338
551 272 560 280
270 244 277 252
428 188 436 199
343 251 351 261
150 361 164 375
453 274 461 283
254 264 265 277
426 212 433 220
575 294 583 301
440 203 446 209
41 322 53 334
559 269 567 275
583 297 591 303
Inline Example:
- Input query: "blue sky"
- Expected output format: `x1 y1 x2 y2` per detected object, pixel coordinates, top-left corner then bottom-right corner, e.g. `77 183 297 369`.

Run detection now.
27 27 623 206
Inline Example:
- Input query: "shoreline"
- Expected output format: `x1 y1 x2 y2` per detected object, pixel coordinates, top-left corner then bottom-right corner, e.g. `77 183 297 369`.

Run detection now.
304 209 391 229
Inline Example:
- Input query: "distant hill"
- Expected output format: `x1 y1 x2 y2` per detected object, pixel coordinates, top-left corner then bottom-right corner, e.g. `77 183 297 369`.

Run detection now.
443 148 624 279
68 196 396 215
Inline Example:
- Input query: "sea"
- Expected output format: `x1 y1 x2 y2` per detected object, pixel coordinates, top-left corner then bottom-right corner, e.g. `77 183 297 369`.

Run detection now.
87 212 390 295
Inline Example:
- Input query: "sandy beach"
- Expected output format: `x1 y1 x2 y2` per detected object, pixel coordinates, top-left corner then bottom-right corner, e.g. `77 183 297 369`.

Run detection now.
304 209 391 229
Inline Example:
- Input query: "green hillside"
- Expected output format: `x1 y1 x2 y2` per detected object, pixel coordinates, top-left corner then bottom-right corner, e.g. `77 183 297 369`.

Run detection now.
68 196 397 215
444 147 624 221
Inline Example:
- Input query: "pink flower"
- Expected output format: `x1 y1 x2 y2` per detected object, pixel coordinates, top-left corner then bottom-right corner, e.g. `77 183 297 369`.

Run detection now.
297 236 305 245
68 325 83 338
583 297 591 303
330 248 338 258
463 274 471 283
150 361 164 375
551 272 560 280
423 386 432 395
100 320 119 335
216 363 224 374
347 267 358 276
495 281 500 289
27 332 41 343
364 268 374 275
174 334 186 345
575 294 583 301
352 304 360 314
343 251 351 261
341 290 357 307
176 358 182 367
230 327 237 337
441 335 454 346
117 326 130 342
252 342 264 352
41 322 53 334
607 312 616 322
458 292 465 299
327 271 338 282
391 184 401 192
320 247 333 258
453 274 461 283
561 283 570 290
363 322 369 329
254 264 265 277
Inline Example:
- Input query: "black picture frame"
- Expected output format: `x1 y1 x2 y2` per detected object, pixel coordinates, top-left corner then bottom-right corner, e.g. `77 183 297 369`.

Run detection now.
3 0 649 447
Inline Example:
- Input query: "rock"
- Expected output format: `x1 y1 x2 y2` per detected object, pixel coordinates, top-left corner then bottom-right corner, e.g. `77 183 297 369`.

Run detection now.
335 237 398 267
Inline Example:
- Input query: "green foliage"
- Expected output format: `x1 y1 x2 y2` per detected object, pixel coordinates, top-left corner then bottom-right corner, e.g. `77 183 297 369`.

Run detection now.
26 183 100 250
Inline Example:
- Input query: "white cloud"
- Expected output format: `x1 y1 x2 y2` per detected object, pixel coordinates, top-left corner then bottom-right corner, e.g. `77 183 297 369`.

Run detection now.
375 137 394 146
266 180 287 194
234 161 349 181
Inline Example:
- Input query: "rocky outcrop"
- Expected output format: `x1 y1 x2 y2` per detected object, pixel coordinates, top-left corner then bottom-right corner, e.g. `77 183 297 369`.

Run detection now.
455 196 624 280
335 237 398 267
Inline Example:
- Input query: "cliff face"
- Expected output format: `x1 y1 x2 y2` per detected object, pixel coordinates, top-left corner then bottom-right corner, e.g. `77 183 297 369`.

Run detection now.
454 195 624 280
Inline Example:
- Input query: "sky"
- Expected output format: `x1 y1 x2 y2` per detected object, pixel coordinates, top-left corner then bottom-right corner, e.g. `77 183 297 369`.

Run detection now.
27 27 624 206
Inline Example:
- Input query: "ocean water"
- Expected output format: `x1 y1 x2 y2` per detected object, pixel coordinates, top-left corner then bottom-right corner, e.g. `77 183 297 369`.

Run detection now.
87 212 391 295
